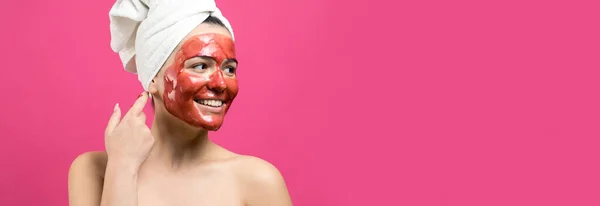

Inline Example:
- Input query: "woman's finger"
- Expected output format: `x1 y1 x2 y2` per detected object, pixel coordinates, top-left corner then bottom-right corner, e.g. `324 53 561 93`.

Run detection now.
105 103 122 136
125 92 149 118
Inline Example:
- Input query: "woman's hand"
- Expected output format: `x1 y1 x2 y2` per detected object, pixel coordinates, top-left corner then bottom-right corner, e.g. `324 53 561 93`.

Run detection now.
104 92 155 169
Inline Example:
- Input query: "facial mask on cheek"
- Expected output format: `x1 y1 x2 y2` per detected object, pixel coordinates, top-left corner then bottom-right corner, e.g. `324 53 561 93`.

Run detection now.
163 33 238 130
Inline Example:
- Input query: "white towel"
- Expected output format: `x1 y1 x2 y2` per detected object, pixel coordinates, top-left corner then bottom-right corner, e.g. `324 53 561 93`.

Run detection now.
109 0 235 91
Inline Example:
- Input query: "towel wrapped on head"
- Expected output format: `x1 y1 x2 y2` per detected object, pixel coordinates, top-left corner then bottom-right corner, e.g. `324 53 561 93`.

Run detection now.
109 0 235 91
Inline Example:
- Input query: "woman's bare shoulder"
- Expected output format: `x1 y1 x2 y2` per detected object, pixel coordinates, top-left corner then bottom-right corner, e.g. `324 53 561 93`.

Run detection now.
68 151 108 205
69 151 108 178
232 155 282 180
232 155 293 205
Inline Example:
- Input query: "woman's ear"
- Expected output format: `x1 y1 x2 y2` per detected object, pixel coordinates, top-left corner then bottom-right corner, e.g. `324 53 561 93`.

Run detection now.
148 78 159 96
149 64 168 98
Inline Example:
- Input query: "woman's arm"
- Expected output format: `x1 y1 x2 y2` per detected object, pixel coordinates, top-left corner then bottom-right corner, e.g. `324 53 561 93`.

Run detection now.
99 159 140 206
69 93 154 206
99 93 153 206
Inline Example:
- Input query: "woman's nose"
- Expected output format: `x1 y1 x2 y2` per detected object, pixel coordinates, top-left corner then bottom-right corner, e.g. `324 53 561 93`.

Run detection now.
207 70 227 92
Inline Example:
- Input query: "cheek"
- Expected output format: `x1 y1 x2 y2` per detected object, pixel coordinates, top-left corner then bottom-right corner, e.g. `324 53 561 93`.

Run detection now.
176 73 209 92
226 78 239 97
163 66 177 93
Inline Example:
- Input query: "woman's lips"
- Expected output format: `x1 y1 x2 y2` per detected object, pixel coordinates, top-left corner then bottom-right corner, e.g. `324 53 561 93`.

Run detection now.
194 98 224 107
194 98 227 113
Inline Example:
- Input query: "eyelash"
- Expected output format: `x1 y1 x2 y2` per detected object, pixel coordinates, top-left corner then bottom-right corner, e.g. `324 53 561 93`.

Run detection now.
191 63 236 74
224 66 236 74
192 63 208 70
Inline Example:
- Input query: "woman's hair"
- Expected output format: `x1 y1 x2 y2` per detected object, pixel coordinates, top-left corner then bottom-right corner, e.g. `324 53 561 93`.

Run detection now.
203 15 227 27
150 15 228 109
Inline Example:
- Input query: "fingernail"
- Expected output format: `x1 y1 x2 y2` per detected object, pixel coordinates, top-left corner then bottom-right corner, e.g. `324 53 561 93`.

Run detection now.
114 103 119 111
137 91 148 98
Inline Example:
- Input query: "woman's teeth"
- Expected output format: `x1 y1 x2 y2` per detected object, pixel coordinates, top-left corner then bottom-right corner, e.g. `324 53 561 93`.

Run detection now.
199 99 223 107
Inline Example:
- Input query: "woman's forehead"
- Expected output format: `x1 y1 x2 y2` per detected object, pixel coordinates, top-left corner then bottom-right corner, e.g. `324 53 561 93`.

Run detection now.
184 24 232 43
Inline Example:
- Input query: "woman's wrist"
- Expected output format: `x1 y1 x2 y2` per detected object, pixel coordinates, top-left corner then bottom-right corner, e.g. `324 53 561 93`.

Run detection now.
105 157 141 175
101 157 141 206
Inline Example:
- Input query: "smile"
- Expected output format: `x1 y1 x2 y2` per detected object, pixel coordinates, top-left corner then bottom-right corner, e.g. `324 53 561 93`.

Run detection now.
194 99 225 107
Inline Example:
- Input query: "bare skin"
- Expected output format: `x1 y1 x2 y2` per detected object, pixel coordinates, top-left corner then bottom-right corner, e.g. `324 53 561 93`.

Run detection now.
68 24 293 206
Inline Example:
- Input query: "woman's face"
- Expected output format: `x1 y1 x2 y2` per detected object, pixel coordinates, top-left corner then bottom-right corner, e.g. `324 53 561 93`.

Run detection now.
153 24 238 130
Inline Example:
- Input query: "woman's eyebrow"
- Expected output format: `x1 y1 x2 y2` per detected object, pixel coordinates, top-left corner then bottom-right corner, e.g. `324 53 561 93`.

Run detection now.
223 58 238 64
185 56 237 64
188 56 216 62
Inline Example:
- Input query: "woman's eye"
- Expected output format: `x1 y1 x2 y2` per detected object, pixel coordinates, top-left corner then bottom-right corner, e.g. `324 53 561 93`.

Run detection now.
224 66 236 74
193 63 207 70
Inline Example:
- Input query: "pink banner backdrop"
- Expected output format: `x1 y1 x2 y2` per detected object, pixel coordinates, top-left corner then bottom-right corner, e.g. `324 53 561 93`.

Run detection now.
0 0 599 205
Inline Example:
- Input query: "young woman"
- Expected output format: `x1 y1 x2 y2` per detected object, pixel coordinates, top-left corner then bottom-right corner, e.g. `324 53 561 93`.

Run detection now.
67 13 293 206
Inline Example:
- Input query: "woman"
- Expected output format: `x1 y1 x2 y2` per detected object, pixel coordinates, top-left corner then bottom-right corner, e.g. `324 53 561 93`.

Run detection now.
67 2 293 205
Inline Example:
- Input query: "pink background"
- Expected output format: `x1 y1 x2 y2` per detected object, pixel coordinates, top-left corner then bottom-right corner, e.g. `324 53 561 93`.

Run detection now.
0 0 599 205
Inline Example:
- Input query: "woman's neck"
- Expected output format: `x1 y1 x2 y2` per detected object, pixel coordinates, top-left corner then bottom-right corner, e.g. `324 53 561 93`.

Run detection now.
146 109 216 169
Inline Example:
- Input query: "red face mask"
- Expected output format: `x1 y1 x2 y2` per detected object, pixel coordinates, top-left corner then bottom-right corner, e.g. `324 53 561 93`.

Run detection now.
163 33 238 130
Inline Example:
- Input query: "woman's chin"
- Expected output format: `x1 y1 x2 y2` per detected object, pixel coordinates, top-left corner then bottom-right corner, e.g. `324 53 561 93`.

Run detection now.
191 117 224 131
